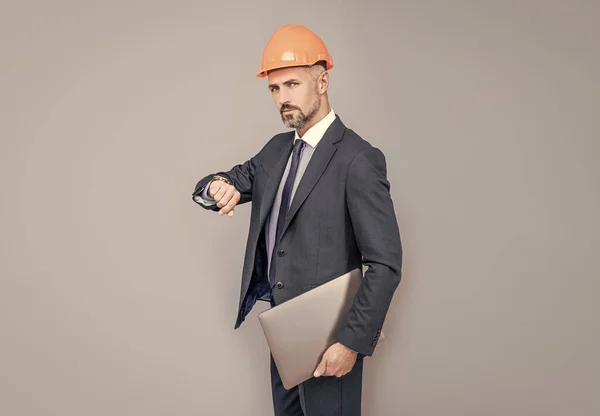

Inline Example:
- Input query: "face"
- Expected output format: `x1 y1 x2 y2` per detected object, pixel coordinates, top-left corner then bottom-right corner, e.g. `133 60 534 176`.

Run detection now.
267 66 325 130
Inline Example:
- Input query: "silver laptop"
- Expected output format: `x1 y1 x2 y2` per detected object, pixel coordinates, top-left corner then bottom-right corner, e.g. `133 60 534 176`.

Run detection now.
258 268 385 390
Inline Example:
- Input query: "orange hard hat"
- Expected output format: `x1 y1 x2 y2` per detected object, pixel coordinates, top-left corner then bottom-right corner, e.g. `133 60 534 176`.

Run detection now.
256 24 334 78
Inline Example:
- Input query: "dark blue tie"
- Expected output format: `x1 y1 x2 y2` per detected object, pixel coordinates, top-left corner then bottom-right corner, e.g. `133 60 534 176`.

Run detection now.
270 139 306 277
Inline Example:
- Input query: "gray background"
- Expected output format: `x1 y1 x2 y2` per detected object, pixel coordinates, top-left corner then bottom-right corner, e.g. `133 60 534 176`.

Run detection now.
1 1 599 415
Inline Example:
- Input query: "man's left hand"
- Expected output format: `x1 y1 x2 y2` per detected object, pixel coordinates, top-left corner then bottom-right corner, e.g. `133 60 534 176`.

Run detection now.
313 342 358 378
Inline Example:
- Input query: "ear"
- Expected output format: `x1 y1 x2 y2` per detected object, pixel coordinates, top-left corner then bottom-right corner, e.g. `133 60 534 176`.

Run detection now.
318 70 330 93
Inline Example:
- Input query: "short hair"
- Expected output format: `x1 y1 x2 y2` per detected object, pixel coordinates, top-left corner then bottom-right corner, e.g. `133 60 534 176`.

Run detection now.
309 61 327 79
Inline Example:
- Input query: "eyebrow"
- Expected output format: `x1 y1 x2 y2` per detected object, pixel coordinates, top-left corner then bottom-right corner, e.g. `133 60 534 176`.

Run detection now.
268 78 302 89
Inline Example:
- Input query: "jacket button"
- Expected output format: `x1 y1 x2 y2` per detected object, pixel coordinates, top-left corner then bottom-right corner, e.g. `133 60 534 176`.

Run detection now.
277 249 285 257
275 281 284 289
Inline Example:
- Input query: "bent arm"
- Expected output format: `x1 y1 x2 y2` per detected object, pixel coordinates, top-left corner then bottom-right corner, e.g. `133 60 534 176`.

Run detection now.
192 156 257 211
191 135 278 211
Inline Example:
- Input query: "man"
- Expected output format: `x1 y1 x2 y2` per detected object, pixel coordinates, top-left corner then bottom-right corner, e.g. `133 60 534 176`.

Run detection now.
192 24 402 415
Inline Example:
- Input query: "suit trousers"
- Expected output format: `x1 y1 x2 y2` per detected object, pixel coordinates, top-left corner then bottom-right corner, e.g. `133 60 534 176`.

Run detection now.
269 300 365 415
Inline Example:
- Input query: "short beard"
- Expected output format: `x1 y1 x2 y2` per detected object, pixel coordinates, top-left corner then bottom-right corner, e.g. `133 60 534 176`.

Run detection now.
280 96 320 130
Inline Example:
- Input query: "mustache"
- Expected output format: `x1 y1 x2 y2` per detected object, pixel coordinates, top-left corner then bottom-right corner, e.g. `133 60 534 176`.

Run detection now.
280 105 300 113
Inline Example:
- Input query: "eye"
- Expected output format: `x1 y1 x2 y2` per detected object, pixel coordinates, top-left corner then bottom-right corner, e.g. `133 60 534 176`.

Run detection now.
290 82 299 87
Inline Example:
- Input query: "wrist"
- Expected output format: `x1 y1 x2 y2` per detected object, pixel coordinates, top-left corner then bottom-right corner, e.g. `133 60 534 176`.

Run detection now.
338 342 358 355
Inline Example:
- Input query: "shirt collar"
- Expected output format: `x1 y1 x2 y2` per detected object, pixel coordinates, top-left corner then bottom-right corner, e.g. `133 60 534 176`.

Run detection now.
293 108 336 148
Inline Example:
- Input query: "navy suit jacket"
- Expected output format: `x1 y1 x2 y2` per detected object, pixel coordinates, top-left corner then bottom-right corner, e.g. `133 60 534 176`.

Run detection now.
192 115 402 357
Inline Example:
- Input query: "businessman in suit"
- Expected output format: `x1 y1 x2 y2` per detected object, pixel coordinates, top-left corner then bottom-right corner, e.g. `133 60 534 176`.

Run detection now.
192 24 402 415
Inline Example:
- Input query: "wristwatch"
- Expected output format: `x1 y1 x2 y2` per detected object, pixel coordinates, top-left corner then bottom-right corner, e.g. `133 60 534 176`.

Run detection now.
208 175 232 197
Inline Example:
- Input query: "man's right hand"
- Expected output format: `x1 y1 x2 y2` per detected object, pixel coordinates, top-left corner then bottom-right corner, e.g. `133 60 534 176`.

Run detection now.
208 180 241 216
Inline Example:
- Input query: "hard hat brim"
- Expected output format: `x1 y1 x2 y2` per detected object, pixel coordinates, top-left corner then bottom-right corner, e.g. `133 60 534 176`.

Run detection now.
256 59 334 78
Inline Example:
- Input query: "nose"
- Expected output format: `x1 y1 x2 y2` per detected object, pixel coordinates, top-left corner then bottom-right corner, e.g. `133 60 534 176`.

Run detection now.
278 91 291 109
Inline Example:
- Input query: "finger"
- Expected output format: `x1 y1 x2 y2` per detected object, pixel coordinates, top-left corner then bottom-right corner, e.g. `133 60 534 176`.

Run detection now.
324 363 338 377
213 183 230 203
324 362 337 377
221 191 240 214
216 187 233 208
327 358 345 377
218 192 237 215
216 187 235 211
330 362 343 378
314 359 327 377
210 181 223 199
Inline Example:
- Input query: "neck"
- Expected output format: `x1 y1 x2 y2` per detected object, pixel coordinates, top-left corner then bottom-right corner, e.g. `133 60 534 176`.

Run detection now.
296 101 331 137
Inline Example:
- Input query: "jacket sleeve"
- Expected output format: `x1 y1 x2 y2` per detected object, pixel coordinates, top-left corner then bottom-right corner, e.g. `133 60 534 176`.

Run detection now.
191 135 278 211
192 180 217 206
336 146 403 357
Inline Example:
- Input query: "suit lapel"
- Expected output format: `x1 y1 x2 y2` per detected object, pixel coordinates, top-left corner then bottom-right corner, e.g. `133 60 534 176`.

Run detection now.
280 116 346 241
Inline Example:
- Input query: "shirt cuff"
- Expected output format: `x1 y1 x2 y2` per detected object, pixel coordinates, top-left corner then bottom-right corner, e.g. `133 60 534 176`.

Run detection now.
193 183 216 205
